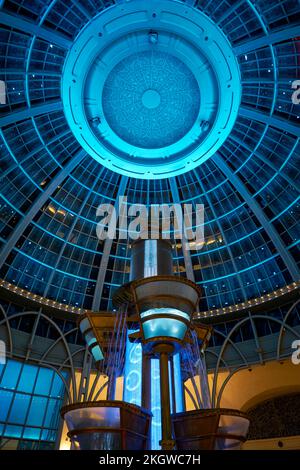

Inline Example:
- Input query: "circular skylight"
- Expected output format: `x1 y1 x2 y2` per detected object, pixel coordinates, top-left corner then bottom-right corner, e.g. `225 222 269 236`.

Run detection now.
102 51 200 149
62 0 241 178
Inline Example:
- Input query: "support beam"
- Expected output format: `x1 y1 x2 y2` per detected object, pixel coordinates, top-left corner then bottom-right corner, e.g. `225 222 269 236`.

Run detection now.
43 165 103 297
141 354 151 411
169 177 195 282
0 101 63 127
92 176 128 312
195 170 247 301
233 26 300 55
229 134 300 193
216 0 244 26
71 0 91 19
0 149 86 270
212 153 300 281
2 129 70 180
0 11 72 49
239 106 300 138
156 344 175 450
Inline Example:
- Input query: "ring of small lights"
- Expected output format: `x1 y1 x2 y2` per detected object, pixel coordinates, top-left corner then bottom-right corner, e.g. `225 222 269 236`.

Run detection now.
62 0 241 179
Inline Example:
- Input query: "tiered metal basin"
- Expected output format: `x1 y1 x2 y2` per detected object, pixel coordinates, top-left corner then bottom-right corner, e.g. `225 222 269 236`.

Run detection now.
172 408 250 450
61 400 151 450
131 275 201 349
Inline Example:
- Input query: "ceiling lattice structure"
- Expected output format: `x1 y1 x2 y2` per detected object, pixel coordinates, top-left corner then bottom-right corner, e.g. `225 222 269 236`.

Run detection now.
0 0 299 313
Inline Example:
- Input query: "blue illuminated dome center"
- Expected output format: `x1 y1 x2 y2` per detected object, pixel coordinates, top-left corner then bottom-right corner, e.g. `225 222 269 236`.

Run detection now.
62 0 241 178
102 51 200 149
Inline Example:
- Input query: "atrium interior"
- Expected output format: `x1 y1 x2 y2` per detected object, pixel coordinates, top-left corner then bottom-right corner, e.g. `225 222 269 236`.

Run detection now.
0 0 300 451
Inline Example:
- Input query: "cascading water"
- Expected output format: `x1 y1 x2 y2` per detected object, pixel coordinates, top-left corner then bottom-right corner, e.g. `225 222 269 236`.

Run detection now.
182 329 211 409
105 304 128 399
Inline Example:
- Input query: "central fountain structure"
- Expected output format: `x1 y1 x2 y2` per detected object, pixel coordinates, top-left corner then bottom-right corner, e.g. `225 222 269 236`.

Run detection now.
62 237 249 450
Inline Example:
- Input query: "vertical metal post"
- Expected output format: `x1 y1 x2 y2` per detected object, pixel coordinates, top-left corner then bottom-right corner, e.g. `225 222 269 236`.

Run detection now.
169 356 177 413
142 353 152 449
142 353 151 410
156 345 175 450
107 372 117 400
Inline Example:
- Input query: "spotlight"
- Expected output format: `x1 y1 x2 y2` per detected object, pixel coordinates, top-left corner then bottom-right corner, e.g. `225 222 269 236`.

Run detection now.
148 31 158 44
200 120 210 132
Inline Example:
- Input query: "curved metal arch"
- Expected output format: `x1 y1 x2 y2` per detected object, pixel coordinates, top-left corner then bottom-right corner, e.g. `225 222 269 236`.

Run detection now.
38 327 79 364
215 363 264 408
183 383 200 410
0 101 63 127
203 348 230 370
233 25 300 55
58 346 88 403
245 0 278 118
37 361 72 404
277 298 300 360
248 312 264 365
87 369 103 401
211 314 300 406
0 303 13 355
0 310 77 401
216 306 300 407
239 107 300 138
211 321 254 406
0 11 72 49
59 346 87 369
93 380 109 402
212 327 250 367
0 306 73 403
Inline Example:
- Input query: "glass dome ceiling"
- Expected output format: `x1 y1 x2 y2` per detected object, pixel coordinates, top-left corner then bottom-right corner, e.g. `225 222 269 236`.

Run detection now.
0 0 299 313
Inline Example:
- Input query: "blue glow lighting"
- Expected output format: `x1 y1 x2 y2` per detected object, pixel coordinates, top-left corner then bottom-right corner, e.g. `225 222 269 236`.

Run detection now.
144 240 158 278
62 0 241 179
150 358 162 450
90 345 104 362
141 308 190 341
123 330 142 406
173 353 184 413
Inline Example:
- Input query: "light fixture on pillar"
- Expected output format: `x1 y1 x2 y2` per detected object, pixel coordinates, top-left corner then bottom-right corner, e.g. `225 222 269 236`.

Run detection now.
79 312 105 364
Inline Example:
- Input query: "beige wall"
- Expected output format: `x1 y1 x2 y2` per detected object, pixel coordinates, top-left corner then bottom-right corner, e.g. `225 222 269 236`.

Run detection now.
242 435 300 450
185 359 300 412
184 359 300 450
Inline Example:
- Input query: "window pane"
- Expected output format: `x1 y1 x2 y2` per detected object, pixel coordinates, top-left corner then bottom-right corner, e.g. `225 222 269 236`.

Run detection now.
1 361 22 389
43 398 59 428
5 424 23 439
0 390 14 421
8 393 31 424
50 373 65 398
34 368 53 396
26 396 47 426
23 427 41 440
17 364 38 393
